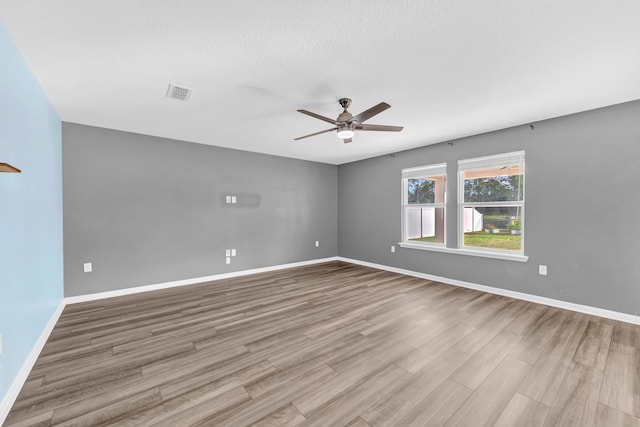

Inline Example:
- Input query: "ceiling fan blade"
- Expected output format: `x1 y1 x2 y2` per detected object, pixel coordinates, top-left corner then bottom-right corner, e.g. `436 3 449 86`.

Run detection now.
294 127 337 141
356 124 403 132
342 138 352 144
353 102 391 123
297 109 336 125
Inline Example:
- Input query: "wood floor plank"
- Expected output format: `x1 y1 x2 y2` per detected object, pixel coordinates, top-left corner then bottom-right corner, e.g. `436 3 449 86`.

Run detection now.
612 321 640 348
29 347 114 379
10 368 142 409
493 393 549 427
18 376 44 391
43 341 195 385
453 322 505 356
508 307 567 364
4 261 638 426
573 317 614 370
5 369 144 424
344 417 371 427
395 378 473 427
443 356 531 427
266 320 373 369
293 340 413 416
250 403 306 427
400 310 472 349
542 361 603 427
466 299 523 334
141 344 249 380
246 335 374 401
518 312 591 406
53 387 162 426
449 329 521 390
109 384 250 427
599 342 640 417
395 323 476 374
359 347 469 426
326 338 413 375
459 295 511 326
3 410 53 427
35 342 113 367
596 403 640 427
505 304 544 335
159 359 275 402
297 364 410 427
206 364 338 426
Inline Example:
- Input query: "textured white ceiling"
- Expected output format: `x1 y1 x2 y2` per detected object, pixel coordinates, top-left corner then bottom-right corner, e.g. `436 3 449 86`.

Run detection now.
2 1 639 164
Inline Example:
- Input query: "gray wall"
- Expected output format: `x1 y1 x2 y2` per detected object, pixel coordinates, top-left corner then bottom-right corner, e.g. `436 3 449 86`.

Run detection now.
338 99 640 316
63 123 337 296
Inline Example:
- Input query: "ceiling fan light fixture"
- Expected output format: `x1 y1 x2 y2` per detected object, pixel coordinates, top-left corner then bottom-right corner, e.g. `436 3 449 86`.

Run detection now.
295 98 402 142
337 128 354 139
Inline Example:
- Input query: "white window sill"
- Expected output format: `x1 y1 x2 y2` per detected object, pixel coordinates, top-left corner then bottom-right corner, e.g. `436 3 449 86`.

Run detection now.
398 241 529 262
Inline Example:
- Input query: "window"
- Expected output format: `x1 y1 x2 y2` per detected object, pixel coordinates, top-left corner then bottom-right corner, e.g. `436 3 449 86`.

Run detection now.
458 151 525 254
402 163 446 245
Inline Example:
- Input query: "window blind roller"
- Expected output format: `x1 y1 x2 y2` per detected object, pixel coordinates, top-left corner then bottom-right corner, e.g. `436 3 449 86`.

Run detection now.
458 151 524 171
402 163 447 179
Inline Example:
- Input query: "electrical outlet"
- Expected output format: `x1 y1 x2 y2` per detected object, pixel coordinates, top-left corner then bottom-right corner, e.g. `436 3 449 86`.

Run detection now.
315 241 319 247
231 249 236 256
83 262 92 273
226 257 231 264
231 196 237 204
539 265 548 276
391 245 396 253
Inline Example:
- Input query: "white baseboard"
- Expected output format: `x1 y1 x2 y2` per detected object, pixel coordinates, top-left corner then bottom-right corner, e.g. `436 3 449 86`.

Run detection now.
337 257 640 326
0 301 66 426
64 257 340 305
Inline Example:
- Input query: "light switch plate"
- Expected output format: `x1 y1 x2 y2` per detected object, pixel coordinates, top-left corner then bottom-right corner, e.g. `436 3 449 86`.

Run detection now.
226 257 231 264
225 195 232 204
231 249 236 256
315 241 319 247
231 196 237 204
83 262 92 273
539 265 548 276
225 249 231 257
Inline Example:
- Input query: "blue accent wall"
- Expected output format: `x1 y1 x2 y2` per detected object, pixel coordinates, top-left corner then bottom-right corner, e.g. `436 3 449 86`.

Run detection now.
0 22 63 401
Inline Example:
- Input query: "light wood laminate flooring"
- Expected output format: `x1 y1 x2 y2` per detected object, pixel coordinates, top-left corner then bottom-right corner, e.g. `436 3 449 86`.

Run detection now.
5 261 640 426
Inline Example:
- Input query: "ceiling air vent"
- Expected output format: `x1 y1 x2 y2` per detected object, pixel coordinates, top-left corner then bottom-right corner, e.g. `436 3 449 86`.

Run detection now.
166 83 193 102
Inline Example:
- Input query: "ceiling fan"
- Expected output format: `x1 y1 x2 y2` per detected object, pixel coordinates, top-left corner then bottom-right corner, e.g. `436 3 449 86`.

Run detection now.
295 98 403 143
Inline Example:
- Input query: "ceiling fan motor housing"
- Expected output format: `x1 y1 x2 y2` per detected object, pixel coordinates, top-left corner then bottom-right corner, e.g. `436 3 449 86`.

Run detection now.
337 98 353 123
337 111 353 123
338 97 352 109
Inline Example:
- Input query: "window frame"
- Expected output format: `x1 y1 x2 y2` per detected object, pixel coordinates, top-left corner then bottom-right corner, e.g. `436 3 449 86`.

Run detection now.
401 163 447 247
457 151 525 256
